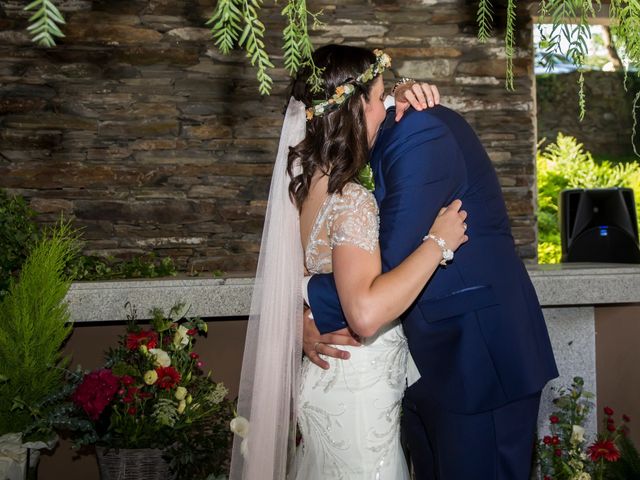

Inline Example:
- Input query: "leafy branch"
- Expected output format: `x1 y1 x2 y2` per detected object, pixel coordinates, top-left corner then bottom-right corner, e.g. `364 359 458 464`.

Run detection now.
24 0 66 47
208 0 275 95
476 0 494 43
282 0 324 92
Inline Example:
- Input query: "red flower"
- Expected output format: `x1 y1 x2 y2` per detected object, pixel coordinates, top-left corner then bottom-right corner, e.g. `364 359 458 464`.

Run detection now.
187 328 197 336
155 366 181 390
543 436 552 445
127 407 137 415
72 369 119 420
554 449 562 457
607 417 615 424
122 386 139 404
623 414 631 422
550 415 560 424
551 435 560 445
588 439 621 462
120 375 135 386
189 352 199 360
196 360 204 369
544 476 552 480
607 424 616 432
604 406 614 416
126 330 158 350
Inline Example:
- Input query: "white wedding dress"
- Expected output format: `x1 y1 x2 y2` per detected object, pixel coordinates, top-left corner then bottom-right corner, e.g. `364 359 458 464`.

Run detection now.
293 182 410 480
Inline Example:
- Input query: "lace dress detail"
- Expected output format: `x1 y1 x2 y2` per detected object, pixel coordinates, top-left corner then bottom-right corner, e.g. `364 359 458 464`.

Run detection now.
293 182 410 480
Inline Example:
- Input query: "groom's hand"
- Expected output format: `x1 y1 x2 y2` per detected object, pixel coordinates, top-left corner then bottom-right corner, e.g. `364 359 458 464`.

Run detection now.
303 308 361 370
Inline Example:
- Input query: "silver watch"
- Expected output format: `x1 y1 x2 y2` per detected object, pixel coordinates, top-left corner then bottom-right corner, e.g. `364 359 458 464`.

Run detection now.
423 234 454 266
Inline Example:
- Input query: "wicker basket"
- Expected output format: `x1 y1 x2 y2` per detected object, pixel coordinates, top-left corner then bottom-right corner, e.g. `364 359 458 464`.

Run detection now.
95 446 171 480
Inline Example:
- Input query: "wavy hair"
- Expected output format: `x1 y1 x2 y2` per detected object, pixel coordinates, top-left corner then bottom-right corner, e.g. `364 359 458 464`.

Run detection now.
287 45 377 211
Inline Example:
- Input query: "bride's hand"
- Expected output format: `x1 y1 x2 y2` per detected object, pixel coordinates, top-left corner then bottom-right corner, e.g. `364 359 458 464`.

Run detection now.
428 199 469 252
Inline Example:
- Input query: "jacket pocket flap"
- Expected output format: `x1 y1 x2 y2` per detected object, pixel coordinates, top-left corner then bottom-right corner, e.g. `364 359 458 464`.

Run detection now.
417 285 498 323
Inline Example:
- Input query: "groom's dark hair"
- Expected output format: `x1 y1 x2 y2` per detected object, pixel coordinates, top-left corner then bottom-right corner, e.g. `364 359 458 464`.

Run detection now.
287 44 377 211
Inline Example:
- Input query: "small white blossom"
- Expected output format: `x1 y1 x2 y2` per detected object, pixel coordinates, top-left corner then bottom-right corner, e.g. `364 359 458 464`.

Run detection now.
173 325 190 348
230 416 250 438
571 425 585 444
149 348 171 367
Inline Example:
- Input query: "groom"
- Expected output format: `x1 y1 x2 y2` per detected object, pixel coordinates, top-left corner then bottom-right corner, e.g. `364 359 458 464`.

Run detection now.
303 86 558 479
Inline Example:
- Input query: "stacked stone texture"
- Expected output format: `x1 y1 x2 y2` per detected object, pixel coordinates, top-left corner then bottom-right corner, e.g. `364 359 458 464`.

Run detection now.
0 0 537 273
537 71 640 158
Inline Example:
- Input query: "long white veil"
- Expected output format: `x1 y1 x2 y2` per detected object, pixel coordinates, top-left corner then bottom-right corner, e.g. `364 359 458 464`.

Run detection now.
229 97 306 480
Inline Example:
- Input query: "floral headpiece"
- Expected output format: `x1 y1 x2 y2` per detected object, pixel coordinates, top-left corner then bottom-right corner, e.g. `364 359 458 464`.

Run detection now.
305 49 392 121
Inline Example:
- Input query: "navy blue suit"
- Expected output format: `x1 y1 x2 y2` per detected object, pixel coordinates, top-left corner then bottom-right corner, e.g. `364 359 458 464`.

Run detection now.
308 105 558 479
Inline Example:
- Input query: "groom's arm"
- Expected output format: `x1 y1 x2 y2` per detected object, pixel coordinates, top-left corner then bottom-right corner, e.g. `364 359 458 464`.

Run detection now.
377 109 466 272
308 109 466 334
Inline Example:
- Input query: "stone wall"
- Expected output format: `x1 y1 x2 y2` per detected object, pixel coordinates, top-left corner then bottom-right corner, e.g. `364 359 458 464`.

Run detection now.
0 0 538 273
537 71 640 158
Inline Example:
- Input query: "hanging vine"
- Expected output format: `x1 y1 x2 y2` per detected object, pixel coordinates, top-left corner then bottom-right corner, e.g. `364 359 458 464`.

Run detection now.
22 0 640 104
24 0 66 47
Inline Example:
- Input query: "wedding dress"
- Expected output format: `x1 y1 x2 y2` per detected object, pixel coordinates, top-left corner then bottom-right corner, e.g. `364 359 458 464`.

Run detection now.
293 182 410 480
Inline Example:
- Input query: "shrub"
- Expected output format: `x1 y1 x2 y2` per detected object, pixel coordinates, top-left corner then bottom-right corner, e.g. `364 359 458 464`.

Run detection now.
0 220 79 440
0 190 39 296
537 134 640 263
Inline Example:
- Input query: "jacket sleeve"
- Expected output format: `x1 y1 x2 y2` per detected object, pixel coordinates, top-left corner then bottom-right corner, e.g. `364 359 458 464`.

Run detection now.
377 110 466 272
308 109 465 333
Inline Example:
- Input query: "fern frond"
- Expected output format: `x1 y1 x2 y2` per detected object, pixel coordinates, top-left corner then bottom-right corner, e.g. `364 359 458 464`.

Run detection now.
477 0 494 43
207 0 244 54
504 0 517 90
23 0 66 47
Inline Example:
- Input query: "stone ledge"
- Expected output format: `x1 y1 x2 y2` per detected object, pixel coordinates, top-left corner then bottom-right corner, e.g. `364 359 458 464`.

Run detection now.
65 264 640 322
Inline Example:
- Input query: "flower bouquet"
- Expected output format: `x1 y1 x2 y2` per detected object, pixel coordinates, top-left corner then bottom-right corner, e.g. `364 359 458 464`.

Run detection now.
537 376 634 480
67 303 233 480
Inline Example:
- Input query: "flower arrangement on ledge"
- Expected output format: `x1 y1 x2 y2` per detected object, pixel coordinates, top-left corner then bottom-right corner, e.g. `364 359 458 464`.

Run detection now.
537 376 638 480
67 303 233 480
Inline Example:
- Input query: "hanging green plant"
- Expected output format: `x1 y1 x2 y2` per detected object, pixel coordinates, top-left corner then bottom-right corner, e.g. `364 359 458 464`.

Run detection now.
24 0 66 47
21 0 640 104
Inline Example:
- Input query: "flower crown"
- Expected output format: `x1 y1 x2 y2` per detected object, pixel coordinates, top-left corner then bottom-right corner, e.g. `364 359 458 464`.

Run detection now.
305 49 392 121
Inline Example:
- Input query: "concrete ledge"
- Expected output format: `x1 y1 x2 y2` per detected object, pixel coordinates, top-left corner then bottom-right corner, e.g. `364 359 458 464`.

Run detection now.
66 264 640 323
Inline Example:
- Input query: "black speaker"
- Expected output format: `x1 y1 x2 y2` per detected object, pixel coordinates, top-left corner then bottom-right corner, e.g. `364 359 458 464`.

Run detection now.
560 188 640 263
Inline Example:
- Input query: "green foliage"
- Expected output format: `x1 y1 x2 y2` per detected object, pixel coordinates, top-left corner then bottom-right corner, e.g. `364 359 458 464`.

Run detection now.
605 433 640 479
24 0 66 47
208 0 275 95
0 220 79 439
476 0 494 43
537 133 640 263
66 254 177 281
0 190 39 297
207 0 243 54
282 0 324 93
166 402 235 480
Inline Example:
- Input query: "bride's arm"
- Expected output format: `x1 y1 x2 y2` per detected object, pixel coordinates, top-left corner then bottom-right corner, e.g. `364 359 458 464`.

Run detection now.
332 199 467 338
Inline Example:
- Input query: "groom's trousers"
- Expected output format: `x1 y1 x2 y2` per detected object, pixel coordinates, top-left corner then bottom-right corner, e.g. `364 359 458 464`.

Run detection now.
402 385 541 480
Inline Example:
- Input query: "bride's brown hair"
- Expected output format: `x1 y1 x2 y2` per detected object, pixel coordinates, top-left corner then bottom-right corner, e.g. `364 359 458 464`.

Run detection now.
287 44 378 211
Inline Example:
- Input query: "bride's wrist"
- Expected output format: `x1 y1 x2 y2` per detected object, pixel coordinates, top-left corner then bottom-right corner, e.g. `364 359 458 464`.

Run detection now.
423 233 454 266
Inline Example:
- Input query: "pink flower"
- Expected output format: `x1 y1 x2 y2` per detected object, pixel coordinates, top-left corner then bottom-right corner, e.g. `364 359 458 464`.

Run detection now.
72 369 119 420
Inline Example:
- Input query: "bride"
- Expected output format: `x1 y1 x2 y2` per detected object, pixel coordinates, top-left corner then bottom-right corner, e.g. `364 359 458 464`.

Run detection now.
229 45 468 480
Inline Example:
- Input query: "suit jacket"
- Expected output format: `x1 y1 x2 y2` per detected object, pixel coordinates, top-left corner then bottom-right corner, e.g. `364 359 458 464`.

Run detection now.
308 105 558 414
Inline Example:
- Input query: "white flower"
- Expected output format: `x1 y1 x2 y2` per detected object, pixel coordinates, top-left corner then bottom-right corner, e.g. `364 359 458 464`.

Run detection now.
173 325 190 348
175 386 188 401
149 348 171 367
573 473 591 480
230 416 250 438
571 425 585 444
241 438 249 458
